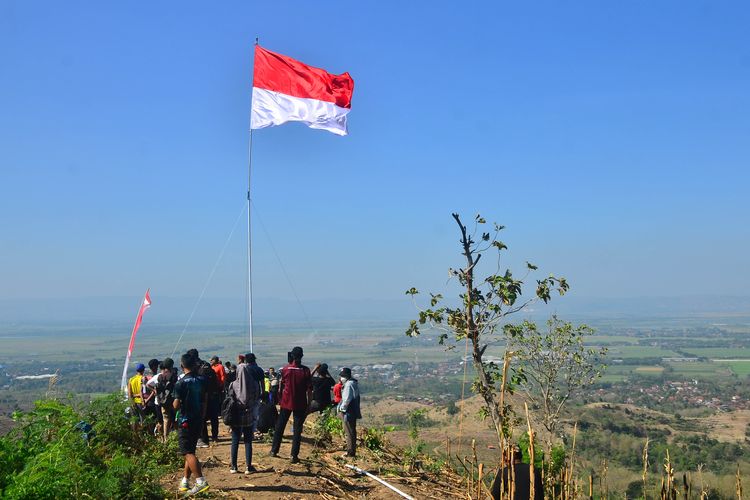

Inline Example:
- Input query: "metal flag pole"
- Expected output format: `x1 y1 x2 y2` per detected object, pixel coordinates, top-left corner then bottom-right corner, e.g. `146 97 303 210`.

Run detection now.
246 37 259 353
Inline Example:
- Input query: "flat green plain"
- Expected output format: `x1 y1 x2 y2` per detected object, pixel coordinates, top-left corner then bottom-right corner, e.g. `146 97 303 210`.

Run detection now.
680 347 750 359
715 360 750 378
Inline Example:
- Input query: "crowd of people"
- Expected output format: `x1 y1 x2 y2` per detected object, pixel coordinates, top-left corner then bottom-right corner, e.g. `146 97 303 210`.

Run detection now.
125 346 361 497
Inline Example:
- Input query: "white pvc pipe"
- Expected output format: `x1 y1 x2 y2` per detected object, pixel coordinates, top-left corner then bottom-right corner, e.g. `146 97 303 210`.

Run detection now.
345 464 415 500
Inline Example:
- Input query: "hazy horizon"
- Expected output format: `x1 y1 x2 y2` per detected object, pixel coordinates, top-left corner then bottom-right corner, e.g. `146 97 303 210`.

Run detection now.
2 293 749 325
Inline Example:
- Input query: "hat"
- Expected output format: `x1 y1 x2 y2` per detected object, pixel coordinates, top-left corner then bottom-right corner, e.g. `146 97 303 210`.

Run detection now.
210 355 219 362
136 363 145 372
291 346 304 359
339 367 352 379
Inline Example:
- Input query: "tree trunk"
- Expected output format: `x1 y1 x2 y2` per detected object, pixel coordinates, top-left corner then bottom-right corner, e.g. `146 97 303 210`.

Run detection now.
453 213 506 447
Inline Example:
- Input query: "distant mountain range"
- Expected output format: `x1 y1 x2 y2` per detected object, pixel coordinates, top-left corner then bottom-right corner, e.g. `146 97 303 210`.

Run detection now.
0 294 748 325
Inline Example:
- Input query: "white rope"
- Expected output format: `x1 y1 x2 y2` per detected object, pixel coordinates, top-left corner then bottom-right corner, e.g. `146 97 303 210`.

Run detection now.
345 464 415 500
251 200 317 335
170 202 247 358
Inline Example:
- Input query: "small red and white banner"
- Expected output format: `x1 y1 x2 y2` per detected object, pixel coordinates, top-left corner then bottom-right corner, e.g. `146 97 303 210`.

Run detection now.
120 289 152 393
251 46 354 136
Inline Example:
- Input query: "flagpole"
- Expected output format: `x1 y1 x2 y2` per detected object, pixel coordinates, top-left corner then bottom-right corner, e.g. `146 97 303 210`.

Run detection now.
246 128 254 354
246 37 259 353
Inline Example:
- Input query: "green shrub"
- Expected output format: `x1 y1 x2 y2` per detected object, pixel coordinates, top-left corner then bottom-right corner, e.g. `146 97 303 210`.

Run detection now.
361 426 394 454
0 393 183 499
313 406 344 445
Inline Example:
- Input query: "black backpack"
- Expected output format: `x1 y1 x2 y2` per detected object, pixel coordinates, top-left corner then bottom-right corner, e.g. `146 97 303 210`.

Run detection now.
221 393 236 426
156 370 176 405
256 400 278 433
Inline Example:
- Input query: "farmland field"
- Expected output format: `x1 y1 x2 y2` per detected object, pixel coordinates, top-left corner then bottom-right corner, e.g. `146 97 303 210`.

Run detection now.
634 366 664 374
680 347 750 359
606 346 678 358
715 360 750 378
666 361 732 379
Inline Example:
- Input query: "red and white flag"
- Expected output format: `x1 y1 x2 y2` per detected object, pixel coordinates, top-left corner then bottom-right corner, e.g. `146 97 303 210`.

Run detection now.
120 289 152 393
251 46 354 136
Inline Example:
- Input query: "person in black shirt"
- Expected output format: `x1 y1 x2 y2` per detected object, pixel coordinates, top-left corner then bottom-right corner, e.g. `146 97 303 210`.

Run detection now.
309 363 335 413
224 362 237 391
173 353 209 495
491 447 543 500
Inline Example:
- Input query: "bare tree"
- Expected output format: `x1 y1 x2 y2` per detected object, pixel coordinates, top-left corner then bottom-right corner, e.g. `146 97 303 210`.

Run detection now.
406 213 569 446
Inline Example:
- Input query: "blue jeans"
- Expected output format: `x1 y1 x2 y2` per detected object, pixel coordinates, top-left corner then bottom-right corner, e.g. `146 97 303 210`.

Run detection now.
231 426 253 469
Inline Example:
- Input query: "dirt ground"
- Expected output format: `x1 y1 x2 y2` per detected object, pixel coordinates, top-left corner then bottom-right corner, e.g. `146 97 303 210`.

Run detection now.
161 418 423 499
702 409 750 443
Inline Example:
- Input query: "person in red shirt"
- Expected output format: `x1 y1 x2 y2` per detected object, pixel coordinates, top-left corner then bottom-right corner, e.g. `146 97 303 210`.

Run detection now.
333 381 343 404
210 356 226 389
269 346 311 463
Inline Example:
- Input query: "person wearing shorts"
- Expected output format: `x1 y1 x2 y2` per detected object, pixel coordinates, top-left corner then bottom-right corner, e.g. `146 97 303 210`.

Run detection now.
174 353 209 496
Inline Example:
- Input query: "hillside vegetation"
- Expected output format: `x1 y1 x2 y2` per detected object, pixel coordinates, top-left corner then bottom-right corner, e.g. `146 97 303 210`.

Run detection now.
0 394 182 499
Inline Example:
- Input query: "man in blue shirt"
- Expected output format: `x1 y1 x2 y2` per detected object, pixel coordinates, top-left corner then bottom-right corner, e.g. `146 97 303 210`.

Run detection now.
174 353 209 496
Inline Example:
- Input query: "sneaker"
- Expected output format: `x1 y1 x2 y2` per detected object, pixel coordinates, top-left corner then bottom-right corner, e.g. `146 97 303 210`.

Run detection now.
179 478 190 492
229 467 238 474
290 456 300 464
245 466 257 474
196 439 209 448
184 481 209 496
269 451 279 458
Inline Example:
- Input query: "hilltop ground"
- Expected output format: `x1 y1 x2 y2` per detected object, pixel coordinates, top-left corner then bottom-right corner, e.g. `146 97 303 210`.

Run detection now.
161 411 464 499
166 393 750 498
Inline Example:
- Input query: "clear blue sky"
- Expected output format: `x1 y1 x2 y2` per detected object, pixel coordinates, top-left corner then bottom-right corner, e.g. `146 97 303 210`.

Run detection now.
2 1 748 307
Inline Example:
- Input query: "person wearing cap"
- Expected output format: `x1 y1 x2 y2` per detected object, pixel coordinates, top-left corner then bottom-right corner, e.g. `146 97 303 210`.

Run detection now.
127 363 146 424
309 363 335 413
337 367 361 458
269 346 312 463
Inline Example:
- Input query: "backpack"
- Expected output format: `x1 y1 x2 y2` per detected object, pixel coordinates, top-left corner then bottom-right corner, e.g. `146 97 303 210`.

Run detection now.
156 371 176 406
198 360 220 395
222 389 254 427
256 400 278 433
221 393 236 426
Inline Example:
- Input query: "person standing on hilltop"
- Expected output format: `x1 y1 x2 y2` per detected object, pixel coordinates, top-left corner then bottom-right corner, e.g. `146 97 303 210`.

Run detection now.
141 359 160 436
210 356 226 418
224 361 236 391
127 363 146 424
333 378 343 406
227 361 259 474
268 367 279 404
173 353 209 496
186 348 220 447
270 346 312 463
151 357 177 441
210 356 226 390
490 446 543 500
337 367 361 458
243 353 265 435
309 363 335 413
